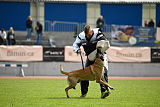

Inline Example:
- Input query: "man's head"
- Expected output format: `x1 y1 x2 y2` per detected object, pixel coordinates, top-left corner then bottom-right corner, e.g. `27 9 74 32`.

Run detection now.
84 25 93 38
28 16 32 20
84 25 91 34
37 21 40 25
99 15 103 19
1 29 4 33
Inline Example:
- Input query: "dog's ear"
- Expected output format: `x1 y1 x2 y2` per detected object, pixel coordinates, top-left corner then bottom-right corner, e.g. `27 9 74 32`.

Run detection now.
97 48 103 54
96 48 103 58
100 55 104 61
96 48 102 58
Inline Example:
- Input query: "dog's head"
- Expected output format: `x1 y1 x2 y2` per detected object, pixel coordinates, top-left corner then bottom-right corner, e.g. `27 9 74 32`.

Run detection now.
96 48 104 61
94 53 104 66
96 52 104 61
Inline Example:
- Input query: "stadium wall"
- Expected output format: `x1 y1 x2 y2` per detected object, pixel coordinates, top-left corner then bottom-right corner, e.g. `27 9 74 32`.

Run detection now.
156 4 160 26
0 1 160 31
0 1 30 31
45 3 86 23
101 4 142 26
0 61 160 77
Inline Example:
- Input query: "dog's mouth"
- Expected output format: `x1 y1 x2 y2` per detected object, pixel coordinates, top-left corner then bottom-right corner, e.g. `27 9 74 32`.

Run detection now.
96 53 104 61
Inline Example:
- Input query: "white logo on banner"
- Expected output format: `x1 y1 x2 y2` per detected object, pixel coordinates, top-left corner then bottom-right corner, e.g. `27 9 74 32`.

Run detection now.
129 36 137 45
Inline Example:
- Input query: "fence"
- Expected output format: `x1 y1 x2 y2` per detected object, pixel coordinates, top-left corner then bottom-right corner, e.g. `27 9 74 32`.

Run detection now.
36 20 112 33
0 64 28 77
42 20 112 39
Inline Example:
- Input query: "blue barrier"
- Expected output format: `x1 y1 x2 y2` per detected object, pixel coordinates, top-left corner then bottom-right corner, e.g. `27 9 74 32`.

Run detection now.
0 64 28 67
0 64 28 77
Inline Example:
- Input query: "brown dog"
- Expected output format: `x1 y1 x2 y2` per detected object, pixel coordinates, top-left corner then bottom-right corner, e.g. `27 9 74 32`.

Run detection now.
60 54 114 98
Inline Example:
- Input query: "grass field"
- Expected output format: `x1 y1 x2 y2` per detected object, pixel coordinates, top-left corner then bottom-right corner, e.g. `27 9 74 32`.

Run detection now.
0 78 160 107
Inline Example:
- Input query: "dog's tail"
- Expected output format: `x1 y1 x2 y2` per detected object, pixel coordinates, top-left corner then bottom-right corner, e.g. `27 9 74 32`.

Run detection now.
60 65 69 75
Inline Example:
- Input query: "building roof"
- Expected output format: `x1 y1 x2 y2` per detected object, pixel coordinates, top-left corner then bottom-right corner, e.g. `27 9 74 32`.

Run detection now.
0 0 160 3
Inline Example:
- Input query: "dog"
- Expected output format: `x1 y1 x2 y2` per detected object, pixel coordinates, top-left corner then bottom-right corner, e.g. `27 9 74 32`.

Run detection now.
60 53 114 98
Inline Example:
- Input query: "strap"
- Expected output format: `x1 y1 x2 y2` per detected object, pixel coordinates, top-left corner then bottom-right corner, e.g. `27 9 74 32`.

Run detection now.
77 35 81 40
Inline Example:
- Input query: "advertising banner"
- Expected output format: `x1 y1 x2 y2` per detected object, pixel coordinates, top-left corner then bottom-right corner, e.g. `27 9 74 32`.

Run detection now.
106 46 151 62
65 46 86 62
111 25 134 46
151 47 160 62
156 28 160 41
133 27 155 46
43 47 64 61
65 46 151 63
111 25 155 46
0 46 43 61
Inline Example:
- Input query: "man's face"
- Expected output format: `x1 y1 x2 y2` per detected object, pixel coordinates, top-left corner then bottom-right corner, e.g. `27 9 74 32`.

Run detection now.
85 29 93 39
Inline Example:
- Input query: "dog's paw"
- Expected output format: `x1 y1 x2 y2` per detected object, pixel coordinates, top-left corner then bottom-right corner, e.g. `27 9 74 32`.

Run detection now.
109 87 114 90
67 95 70 98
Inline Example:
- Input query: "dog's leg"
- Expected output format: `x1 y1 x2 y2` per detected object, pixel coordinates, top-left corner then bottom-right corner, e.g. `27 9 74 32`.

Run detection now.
97 79 114 90
101 75 113 91
65 85 74 98
65 77 78 98
96 75 114 90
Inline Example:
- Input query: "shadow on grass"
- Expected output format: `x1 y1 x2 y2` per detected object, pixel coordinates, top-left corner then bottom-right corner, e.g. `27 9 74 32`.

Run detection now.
45 97 100 99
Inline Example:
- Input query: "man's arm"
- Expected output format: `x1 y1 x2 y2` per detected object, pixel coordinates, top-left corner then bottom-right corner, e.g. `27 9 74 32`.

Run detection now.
39 25 43 32
96 29 107 41
72 34 82 53
96 29 110 52
4 32 7 39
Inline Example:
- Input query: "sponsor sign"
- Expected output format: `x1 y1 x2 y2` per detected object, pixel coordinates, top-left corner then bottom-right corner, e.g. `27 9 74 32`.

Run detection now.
64 46 86 62
111 25 134 46
133 27 155 46
0 46 43 61
106 46 151 62
111 25 156 46
151 47 160 62
64 46 151 62
43 47 64 61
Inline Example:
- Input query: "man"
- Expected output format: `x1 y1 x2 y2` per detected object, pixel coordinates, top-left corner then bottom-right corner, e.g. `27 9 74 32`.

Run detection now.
73 25 110 98
0 29 8 45
7 27 16 45
35 21 43 45
148 19 155 27
26 16 32 41
96 15 105 29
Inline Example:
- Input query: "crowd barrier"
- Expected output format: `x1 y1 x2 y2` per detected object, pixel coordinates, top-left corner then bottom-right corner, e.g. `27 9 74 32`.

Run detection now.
0 63 28 77
0 46 159 63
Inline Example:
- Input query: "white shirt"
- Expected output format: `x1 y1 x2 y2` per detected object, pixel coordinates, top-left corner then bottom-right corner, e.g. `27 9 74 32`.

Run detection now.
73 28 101 53
0 31 7 39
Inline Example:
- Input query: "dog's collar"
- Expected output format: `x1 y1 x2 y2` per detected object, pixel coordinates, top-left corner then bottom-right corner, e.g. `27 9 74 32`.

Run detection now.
94 59 104 68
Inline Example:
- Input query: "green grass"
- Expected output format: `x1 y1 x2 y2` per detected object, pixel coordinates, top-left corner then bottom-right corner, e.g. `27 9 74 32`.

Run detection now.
0 79 160 107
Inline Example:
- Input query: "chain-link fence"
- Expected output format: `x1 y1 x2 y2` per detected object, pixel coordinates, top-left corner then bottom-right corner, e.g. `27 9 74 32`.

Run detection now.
41 20 112 39
41 20 111 33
